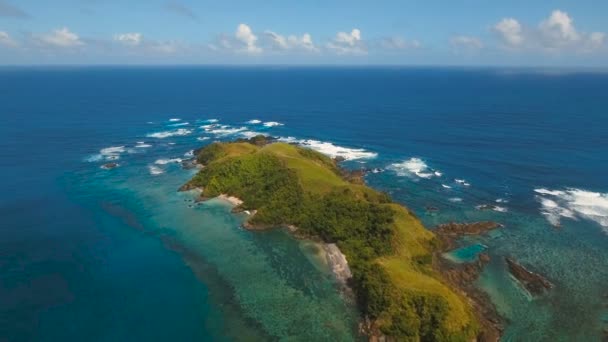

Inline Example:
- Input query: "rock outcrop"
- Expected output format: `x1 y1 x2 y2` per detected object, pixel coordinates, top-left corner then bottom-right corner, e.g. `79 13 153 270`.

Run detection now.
505 257 553 296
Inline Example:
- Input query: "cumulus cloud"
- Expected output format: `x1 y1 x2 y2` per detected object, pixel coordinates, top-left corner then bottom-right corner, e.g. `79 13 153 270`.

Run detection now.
0 31 16 47
493 10 605 53
114 32 143 45
0 0 29 18
235 23 262 54
38 27 83 47
379 36 421 50
327 28 367 55
450 35 483 50
494 18 524 47
264 31 318 52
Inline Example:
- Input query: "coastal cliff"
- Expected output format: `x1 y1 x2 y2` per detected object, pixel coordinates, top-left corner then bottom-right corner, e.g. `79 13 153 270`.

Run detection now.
182 136 486 341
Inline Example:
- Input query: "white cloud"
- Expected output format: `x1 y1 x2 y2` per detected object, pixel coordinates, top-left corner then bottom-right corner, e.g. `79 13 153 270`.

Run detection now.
0 30 16 47
235 23 261 54
39 27 83 47
380 36 421 50
539 10 579 43
494 18 524 47
114 32 143 45
327 28 366 55
450 35 483 50
264 31 318 52
493 10 605 53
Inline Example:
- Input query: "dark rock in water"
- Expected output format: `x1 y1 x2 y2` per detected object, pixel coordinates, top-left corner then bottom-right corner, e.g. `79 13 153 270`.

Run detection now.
435 221 501 251
181 158 198 170
333 156 346 163
178 182 198 192
506 257 553 296
426 206 439 212
436 252 504 341
101 162 118 169
371 168 384 174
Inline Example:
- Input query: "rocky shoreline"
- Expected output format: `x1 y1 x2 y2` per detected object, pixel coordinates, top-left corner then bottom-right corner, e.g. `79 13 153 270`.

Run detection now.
505 257 553 296
433 222 504 342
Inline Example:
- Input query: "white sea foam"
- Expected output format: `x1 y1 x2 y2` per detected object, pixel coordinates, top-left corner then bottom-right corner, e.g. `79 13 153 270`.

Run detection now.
389 158 439 179
100 146 126 155
85 154 104 162
278 137 377 160
442 184 452 189
154 158 183 165
202 119 218 123
247 119 262 124
455 179 471 186
535 188 608 230
263 121 283 127
184 150 194 157
207 126 247 136
239 131 268 139
449 197 463 202
496 198 509 203
148 165 164 175
169 118 181 122
147 128 192 139
197 137 210 141
135 142 152 148
92 146 127 161
434 171 443 177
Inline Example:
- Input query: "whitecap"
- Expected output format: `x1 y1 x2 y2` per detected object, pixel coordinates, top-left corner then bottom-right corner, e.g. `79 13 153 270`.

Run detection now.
239 131 267 139
202 119 218 123
148 165 164 175
100 146 126 155
455 179 471 186
85 154 103 162
247 119 262 124
197 137 210 141
168 122 189 127
449 197 463 203
169 118 181 122
97 146 127 161
146 129 192 139
207 126 248 136
442 184 452 189
184 150 194 157
263 121 284 127
495 198 508 203
278 137 377 160
154 158 183 165
389 158 435 179
135 142 152 148
434 171 443 177
535 187 608 230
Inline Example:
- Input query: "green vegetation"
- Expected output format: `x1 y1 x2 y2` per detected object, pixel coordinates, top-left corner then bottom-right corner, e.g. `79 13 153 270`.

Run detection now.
186 136 478 341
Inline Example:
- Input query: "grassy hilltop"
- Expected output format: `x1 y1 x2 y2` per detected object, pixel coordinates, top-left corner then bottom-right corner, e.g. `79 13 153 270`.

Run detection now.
185 136 478 341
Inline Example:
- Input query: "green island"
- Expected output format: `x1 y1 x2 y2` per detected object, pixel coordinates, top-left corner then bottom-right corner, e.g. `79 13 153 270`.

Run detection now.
183 136 481 341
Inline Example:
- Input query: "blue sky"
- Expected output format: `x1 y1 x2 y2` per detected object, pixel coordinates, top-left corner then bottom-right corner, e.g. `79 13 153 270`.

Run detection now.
1 0 607 66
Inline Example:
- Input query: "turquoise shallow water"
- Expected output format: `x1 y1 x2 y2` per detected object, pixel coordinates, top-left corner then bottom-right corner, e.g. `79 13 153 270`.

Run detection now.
2 67 608 341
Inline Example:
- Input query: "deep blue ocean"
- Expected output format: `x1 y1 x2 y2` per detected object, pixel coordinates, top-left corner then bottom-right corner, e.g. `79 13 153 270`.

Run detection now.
1 67 607 341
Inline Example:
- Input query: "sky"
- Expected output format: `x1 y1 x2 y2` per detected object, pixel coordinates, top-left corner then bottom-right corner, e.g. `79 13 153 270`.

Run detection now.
0 0 607 66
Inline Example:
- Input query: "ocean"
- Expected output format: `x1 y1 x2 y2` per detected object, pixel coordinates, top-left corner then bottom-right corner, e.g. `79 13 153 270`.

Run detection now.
1 66 607 341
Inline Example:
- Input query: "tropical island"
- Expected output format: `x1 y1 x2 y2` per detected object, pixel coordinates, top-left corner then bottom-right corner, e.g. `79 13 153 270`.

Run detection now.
181 135 501 341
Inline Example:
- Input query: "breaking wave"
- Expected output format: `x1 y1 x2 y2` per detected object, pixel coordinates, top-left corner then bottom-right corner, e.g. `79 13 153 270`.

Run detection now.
534 188 608 231
389 158 442 179
146 129 192 139
278 137 377 160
